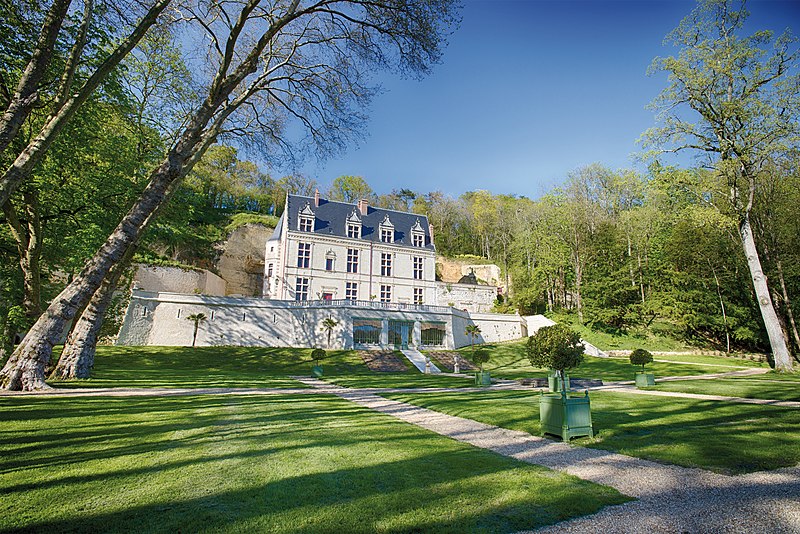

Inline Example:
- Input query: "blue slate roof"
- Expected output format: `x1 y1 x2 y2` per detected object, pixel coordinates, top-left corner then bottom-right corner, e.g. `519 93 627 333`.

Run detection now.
276 195 435 250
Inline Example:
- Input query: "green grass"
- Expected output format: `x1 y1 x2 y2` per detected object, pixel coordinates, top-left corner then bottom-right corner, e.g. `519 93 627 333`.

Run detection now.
460 341 762 382
546 313 693 352
0 394 628 533
382 389 800 474
638 353 766 367
652 377 800 401
323 374 477 389
49 346 369 389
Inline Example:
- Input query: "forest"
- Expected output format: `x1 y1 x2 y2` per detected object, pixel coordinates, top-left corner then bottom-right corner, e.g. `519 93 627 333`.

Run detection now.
0 0 797 390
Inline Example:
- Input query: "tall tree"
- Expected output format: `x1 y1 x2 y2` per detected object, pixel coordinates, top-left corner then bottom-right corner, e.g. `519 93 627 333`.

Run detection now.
643 0 799 371
0 0 460 390
328 175 373 203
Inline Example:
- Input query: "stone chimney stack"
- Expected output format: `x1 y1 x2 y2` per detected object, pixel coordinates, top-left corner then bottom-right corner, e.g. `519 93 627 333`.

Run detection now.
358 198 369 215
428 223 435 244
314 189 320 207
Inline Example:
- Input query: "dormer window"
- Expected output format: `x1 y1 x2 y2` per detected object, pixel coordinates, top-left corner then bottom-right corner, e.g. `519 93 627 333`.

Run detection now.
411 219 425 247
298 203 314 232
346 210 362 239
379 215 394 243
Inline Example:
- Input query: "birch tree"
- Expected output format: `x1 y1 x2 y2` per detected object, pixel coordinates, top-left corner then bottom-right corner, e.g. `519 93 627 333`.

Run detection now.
643 0 799 371
0 0 460 390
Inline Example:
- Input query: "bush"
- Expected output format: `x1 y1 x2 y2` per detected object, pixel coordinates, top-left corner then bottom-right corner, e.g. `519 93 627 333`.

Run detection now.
310 348 326 364
471 349 491 372
526 324 585 374
629 348 653 371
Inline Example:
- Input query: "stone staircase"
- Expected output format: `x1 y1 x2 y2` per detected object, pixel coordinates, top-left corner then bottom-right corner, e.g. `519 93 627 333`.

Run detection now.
400 348 441 374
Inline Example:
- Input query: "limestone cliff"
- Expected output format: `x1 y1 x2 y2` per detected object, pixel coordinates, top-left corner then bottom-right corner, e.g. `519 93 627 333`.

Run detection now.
217 223 273 296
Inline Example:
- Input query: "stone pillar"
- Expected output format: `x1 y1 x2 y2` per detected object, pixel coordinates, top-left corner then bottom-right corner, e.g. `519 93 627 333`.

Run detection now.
381 318 389 347
413 320 422 348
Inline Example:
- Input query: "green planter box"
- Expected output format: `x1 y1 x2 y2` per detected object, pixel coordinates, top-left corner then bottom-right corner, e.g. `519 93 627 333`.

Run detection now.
475 371 492 386
635 372 655 387
311 365 324 378
548 372 570 392
539 391 593 441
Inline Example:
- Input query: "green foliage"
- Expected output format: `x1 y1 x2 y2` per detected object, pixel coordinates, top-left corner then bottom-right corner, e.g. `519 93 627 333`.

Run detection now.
629 348 654 371
310 348 327 363
226 213 279 234
328 175 374 203
471 349 490 372
526 325 585 373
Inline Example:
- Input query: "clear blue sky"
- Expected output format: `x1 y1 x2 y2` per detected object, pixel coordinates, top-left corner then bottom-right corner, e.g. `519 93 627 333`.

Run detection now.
284 0 799 199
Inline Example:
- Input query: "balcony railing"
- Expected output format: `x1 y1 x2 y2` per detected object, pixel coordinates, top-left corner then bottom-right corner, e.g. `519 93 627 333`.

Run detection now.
286 299 451 313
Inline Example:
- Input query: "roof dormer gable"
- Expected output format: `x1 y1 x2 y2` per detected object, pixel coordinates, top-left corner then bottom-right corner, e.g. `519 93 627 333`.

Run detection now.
299 203 315 217
410 219 424 233
298 203 315 232
380 214 394 228
346 210 362 224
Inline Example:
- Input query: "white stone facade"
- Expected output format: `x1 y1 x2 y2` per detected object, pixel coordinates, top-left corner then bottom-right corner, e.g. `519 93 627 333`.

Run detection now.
133 265 227 296
435 281 497 313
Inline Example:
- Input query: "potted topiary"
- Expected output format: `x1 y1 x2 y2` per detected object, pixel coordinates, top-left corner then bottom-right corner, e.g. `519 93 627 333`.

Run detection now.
472 349 491 386
310 348 326 377
630 348 655 387
526 324 593 441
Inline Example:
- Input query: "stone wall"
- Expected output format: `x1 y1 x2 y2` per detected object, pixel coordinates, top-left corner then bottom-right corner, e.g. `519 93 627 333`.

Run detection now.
217 223 272 296
435 281 497 313
133 265 227 296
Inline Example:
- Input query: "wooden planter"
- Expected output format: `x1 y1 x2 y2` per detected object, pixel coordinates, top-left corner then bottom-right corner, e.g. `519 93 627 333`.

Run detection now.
311 365 324 378
539 391 593 441
475 371 492 386
635 372 655 387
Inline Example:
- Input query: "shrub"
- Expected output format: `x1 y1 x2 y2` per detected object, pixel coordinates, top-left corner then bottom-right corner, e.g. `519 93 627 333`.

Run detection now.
526 324 585 374
629 348 653 371
310 348 326 364
471 349 491 372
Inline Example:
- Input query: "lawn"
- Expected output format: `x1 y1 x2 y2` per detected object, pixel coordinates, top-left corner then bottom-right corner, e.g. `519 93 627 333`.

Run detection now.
0 394 628 533
652 377 800 401
322 374 477 389
459 341 761 382
48 346 369 389
382 389 800 474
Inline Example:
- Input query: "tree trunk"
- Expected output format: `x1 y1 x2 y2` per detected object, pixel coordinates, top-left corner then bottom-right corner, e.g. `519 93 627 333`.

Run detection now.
740 216 792 371
775 259 800 353
710 263 730 353
574 253 583 323
0 0 72 153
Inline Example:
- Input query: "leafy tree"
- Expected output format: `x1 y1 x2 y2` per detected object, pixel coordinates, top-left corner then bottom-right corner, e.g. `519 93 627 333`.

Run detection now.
526 324 585 392
643 0 799 371
328 175 373 204
472 349 490 373
186 313 206 347
629 348 654 372
465 324 481 357
311 348 326 365
321 317 338 348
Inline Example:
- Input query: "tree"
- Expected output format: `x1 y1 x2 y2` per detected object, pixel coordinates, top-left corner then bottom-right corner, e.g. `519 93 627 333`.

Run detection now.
472 349 490 373
629 348 654 372
526 324 585 393
465 324 481 356
186 313 206 347
1 0 460 390
321 317 338 348
643 0 799 372
328 175 373 203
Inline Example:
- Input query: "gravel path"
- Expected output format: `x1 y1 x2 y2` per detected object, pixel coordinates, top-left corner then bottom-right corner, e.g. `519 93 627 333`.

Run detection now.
295 377 800 534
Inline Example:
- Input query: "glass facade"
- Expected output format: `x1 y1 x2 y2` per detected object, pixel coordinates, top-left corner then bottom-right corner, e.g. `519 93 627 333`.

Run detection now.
353 319 381 345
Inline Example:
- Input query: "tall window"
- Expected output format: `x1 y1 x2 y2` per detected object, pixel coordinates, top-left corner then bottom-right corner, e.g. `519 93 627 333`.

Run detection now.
381 253 392 276
413 287 424 305
347 223 361 238
412 232 424 247
325 251 335 271
380 228 393 243
267 264 273 277
346 248 359 273
299 216 313 232
413 257 423 280
297 242 311 268
380 285 392 303
345 282 358 301
295 277 309 301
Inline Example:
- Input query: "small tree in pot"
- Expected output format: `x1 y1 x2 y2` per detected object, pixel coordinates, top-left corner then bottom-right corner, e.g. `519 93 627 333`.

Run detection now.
310 348 326 377
630 348 655 387
526 324 592 441
472 349 491 386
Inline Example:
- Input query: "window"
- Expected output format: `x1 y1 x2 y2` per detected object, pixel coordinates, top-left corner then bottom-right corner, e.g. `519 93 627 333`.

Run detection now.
295 277 309 301
299 216 313 232
347 223 361 239
346 248 359 273
412 232 424 247
353 319 381 345
380 227 393 243
413 287 424 305
420 322 446 346
381 253 392 276
413 257 423 280
380 285 391 303
345 282 358 301
325 251 335 271
297 242 311 268
267 264 273 277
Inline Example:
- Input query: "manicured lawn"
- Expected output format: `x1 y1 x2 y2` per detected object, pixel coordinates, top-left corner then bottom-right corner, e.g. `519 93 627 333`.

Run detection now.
382 389 800 474
652 377 800 401
460 341 759 382
546 313 693 352
0 394 628 533
49 346 369 389
323 374 477 389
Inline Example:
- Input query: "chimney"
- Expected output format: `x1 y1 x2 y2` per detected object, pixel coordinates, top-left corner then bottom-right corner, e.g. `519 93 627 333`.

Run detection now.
358 198 369 215
314 189 320 207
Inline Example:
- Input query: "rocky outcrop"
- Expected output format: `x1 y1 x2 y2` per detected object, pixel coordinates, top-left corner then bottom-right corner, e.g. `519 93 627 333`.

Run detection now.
217 223 273 296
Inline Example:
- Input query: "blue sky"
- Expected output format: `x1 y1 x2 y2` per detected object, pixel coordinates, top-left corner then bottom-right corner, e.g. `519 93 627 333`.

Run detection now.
287 0 799 199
